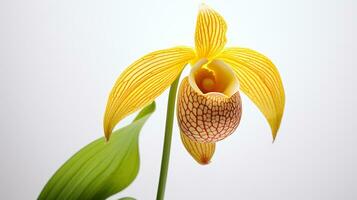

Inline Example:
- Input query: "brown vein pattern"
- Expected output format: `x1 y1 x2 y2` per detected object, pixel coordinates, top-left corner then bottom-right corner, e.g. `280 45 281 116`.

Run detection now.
177 78 242 143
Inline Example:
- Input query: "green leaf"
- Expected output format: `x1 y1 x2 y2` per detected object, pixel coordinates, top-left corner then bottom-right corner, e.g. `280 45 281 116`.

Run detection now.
118 197 136 200
39 102 156 200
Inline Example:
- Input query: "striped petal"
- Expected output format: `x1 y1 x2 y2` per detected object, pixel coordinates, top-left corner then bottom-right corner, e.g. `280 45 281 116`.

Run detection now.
217 48 285 141
180 131 215 165
195 4 227 60
104 47 195 140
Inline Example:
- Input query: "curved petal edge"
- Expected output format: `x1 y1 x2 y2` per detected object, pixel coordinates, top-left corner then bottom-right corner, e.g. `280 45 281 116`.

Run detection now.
104 47 195 140
180 131 215 165
218 48 285 141
195 4 227 60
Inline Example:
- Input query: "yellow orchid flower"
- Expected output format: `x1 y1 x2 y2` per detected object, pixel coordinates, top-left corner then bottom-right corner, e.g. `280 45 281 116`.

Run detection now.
104 4 285 165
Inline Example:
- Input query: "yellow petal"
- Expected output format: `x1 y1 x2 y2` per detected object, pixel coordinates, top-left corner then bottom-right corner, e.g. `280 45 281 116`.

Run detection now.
217 48 285 141
104 47 195 140
195 4 227 60
180 131 215 165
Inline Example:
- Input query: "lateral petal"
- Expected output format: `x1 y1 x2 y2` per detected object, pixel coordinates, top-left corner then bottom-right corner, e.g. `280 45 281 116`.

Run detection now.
195 4 227 60
104 47 195 140
217 48 285 141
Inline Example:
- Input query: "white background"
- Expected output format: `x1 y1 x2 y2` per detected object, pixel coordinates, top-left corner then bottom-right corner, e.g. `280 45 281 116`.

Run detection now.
1 0 356 199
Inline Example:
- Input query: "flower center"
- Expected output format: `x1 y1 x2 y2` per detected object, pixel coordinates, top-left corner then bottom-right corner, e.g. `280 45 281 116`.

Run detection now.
189 59 240 97
201 78 215 92
194 67 218 93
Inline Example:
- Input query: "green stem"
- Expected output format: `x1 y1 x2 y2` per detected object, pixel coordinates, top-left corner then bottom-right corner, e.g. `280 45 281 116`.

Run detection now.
156 73 181 200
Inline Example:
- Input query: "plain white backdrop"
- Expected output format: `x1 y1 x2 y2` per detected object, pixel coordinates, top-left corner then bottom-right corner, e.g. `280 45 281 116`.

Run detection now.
1 0 356 199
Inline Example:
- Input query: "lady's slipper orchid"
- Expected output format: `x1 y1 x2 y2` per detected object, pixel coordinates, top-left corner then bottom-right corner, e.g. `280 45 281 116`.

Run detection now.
104 4 285 164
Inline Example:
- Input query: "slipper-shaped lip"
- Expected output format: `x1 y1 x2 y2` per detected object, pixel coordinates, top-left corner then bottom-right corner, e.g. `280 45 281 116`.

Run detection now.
177 77 242 143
